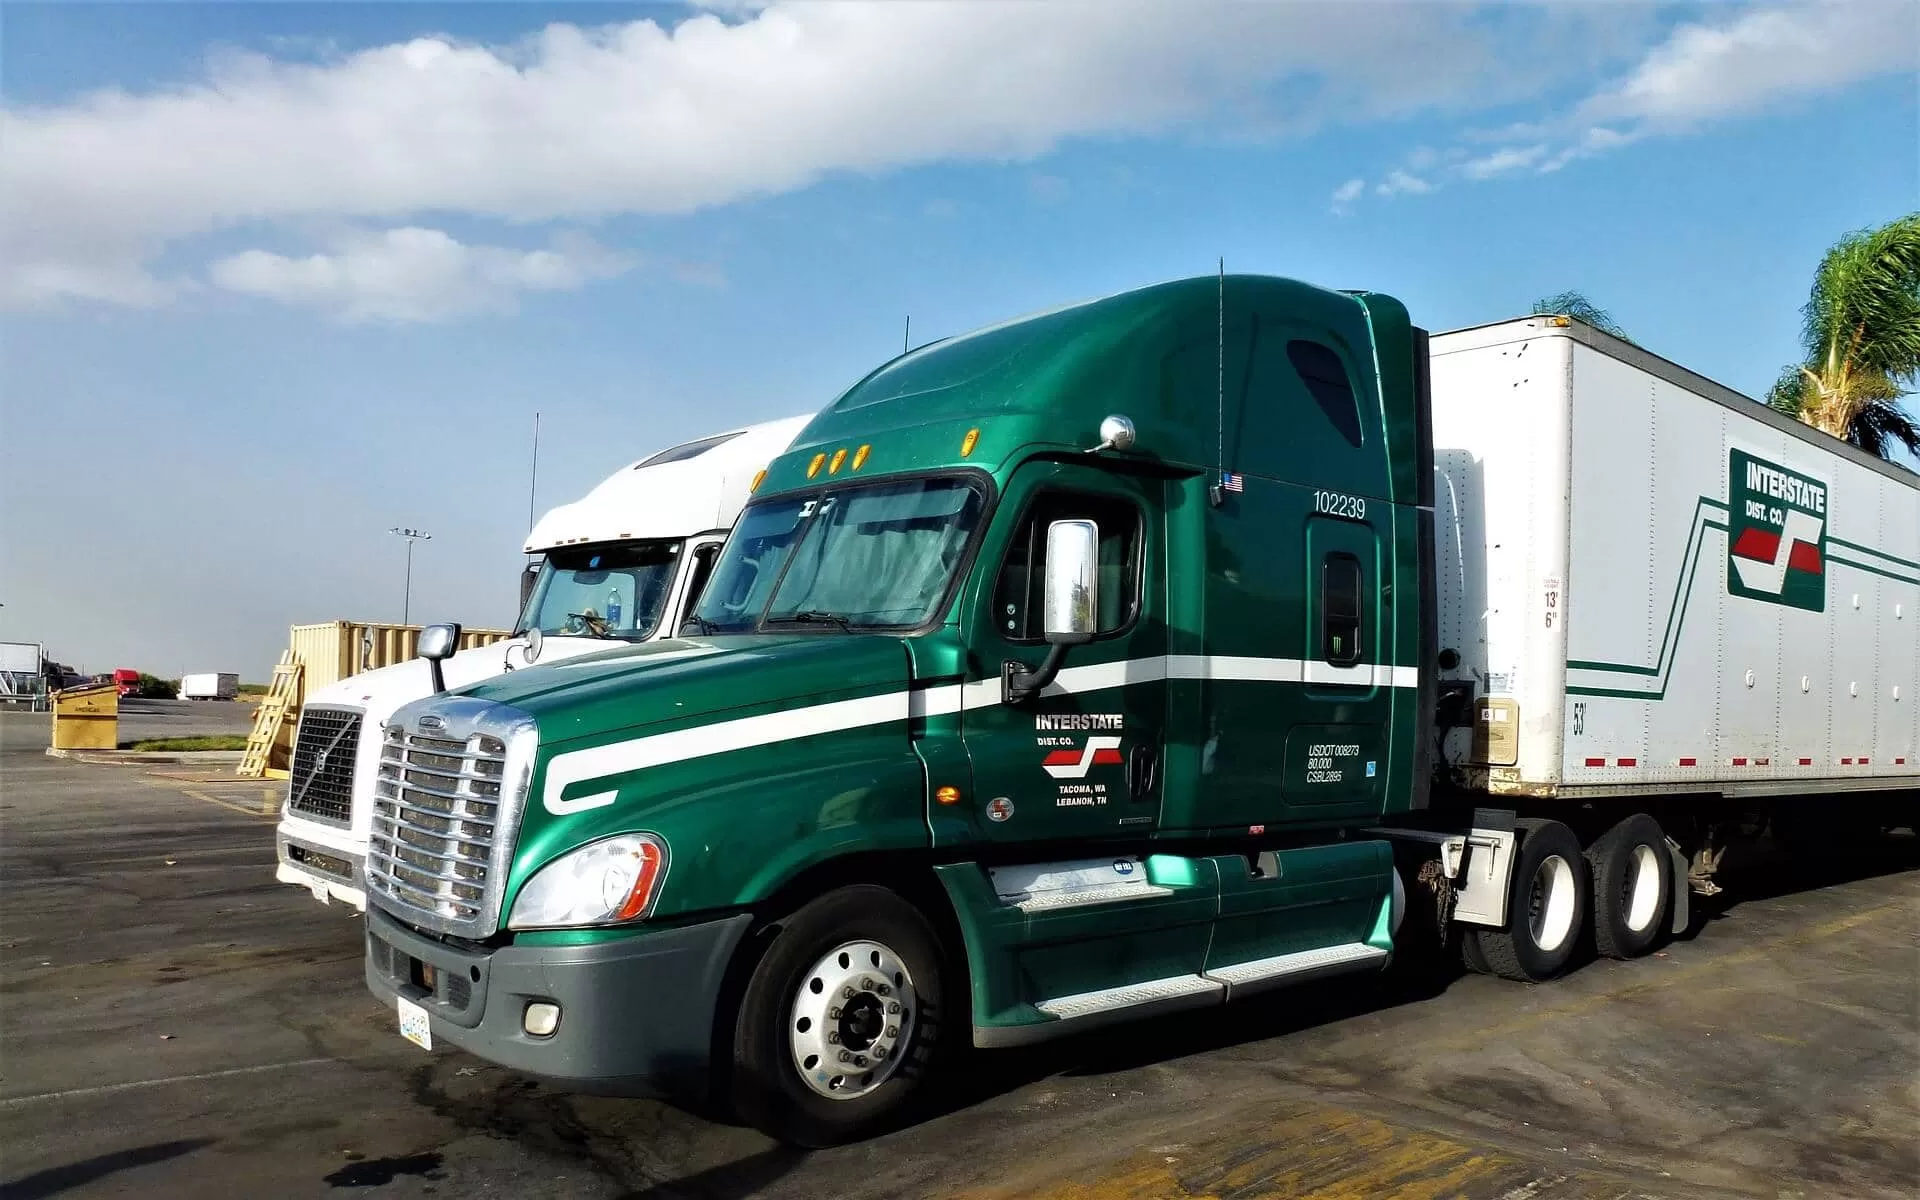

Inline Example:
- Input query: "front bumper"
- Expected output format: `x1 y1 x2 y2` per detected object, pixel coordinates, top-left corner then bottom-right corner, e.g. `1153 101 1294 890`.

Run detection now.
276 823 366 910
365 905 753 1099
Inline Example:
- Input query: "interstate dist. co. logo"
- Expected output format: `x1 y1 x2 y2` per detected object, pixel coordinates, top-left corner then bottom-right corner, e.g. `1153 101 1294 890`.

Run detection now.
1728 449 1827 613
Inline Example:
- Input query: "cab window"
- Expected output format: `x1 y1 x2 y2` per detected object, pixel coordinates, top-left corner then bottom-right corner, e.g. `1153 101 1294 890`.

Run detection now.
993 492 1139 642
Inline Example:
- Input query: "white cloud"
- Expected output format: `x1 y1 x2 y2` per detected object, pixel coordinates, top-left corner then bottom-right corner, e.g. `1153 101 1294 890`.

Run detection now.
0 1 1633 313
208 227 632 323
1329 177 1366 213
1376 170 1434 197
1347 0 1916 206
1582 0 1918 129
1459 144 1548 180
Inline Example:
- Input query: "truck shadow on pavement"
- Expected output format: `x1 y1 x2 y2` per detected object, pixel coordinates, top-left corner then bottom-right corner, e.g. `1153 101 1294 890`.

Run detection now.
0 1138 213 1200
921 832 1920 1121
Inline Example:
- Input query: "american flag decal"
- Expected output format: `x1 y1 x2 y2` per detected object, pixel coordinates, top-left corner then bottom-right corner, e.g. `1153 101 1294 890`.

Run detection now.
1219 472 1244 493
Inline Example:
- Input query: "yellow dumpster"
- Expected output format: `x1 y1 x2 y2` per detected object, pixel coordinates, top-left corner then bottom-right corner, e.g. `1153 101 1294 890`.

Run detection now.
51 684 118 751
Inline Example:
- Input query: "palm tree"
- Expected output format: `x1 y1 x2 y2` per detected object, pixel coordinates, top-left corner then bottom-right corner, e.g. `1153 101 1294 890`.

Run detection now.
1767 213 1920 460
1531 290 1633 343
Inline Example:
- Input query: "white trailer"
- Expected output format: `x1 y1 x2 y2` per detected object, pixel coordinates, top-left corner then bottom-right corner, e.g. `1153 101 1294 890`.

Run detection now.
1357 315 1918 983
0 641 44 705
274 414 812 909
1430 316 1918 800
180 672 240 700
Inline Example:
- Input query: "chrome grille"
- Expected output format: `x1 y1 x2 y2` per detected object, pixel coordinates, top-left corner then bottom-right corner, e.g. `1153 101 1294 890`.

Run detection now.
285 706 363 826
367 721 514 936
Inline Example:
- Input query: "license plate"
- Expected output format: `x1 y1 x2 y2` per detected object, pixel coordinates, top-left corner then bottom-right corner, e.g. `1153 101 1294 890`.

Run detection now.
398 995 433 1051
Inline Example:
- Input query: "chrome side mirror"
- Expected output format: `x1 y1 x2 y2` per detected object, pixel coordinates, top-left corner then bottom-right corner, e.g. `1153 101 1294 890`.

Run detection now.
1008 520 1100 704
1042 520 1099 646
419 622 462 693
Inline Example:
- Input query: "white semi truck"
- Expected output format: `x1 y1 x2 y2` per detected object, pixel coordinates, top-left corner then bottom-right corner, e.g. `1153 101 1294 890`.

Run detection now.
275 414 811 909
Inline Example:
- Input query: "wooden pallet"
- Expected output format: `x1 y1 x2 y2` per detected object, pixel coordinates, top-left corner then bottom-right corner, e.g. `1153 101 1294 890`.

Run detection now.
238 653 302 779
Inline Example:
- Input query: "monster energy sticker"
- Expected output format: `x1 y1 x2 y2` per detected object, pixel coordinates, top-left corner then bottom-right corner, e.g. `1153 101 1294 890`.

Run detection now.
1728 449 1827 613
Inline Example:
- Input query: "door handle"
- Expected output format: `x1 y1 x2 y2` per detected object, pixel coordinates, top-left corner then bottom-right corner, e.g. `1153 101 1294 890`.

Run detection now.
1128 744 1160 802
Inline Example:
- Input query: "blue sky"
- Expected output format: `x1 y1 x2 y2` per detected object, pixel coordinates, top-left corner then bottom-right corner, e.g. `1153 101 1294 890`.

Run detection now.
2 1 1915 678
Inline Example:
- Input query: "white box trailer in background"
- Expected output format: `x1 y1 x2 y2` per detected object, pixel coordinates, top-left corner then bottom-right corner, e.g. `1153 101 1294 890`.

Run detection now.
0 641 44 704
180 672 240 700
1428 316 1917 891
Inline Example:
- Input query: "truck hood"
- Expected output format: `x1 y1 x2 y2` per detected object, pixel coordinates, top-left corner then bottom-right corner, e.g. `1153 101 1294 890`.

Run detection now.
459 634 911 748
300 636 610 730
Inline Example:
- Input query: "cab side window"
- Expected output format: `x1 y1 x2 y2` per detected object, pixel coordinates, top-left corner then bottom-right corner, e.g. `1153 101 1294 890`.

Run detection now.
680 543 722 618
993 493 1139 642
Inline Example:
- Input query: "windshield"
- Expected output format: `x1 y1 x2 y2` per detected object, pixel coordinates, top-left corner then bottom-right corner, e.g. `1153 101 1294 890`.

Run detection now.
692 477 985 633
517 540 683 640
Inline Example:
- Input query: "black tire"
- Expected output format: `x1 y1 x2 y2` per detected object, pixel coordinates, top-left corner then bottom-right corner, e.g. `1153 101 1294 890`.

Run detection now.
730 885 951 1147
1459 921 1493 975
1586 813 1672 960
1472 818 1589 983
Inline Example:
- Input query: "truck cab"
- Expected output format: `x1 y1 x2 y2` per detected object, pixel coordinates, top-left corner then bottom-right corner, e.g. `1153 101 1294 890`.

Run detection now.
361 275 1437 1145
274 415 810 909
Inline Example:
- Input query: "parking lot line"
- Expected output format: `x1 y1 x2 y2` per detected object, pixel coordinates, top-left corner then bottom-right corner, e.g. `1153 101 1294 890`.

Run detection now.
135 772 279 819
0 1058 335 1107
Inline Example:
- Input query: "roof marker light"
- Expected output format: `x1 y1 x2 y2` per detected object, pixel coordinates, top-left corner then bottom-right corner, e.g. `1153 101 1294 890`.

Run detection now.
751 468 767 492
961 428 980 457
829 448 848 475
807 453 826 479
852 444 871 471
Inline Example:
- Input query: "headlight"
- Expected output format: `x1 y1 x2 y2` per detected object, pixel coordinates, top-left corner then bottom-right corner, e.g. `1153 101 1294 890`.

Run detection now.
507 833 669 930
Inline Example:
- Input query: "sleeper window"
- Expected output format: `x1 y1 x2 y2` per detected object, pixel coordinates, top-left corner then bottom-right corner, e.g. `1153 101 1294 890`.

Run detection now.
1322 553 1364 666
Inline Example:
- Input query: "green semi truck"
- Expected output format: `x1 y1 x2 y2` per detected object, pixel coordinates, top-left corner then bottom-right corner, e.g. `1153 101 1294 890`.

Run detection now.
364 274 1917 1145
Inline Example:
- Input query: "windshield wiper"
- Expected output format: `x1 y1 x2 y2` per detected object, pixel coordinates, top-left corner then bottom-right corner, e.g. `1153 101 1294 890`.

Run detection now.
773 610 854 631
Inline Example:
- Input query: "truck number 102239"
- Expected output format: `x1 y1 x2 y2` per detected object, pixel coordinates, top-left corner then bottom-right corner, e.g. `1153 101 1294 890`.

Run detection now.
1314 490 1368 520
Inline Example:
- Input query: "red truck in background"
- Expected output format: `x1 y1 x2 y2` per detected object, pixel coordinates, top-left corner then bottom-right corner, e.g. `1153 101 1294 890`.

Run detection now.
112 668 140 697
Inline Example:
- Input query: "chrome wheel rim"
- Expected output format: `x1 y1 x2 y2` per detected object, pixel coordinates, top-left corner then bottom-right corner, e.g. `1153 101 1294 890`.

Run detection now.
1528 854 1578 953
788 940 916 1100
1623 843 1663 933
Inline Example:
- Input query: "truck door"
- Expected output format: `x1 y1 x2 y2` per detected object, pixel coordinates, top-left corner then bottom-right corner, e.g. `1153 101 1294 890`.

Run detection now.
1287 514 1391 818
961 462 1167 842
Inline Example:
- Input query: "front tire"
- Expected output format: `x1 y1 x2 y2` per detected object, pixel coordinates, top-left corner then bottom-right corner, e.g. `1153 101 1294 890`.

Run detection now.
730 885 951 1147
1468 818 1588 983
1587 813 1672 959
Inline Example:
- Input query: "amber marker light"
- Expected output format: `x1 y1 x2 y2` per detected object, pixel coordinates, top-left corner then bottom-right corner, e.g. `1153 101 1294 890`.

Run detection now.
807 453 826 478
750 468 767 492
852 444 871 470
935 785 961 805
829 447 848 474
960 427 980 457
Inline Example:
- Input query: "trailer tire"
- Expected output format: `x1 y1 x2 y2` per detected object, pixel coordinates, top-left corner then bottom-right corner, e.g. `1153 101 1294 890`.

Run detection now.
729 885 951 1147
1587 813 1672 960
1469 818 1588 983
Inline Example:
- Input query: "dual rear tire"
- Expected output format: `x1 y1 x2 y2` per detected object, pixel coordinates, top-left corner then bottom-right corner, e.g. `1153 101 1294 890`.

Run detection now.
1463 813 1672 982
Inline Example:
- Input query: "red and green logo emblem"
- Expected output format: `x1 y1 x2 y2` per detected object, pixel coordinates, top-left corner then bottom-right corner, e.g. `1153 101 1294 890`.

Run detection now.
1727 449 1826 613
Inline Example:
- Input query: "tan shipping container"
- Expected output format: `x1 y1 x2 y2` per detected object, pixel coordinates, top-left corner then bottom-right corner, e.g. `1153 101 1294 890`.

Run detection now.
286 621 512 706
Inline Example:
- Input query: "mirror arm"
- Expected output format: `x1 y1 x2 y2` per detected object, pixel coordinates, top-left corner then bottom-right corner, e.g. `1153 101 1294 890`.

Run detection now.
429 658 447 695
1003 644 1071 705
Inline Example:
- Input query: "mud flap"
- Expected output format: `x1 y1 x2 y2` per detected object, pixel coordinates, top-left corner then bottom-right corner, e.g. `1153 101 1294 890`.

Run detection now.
1667 837 1690 935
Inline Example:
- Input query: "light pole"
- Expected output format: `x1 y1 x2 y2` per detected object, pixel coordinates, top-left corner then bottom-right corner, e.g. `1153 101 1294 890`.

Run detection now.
389 527 432 625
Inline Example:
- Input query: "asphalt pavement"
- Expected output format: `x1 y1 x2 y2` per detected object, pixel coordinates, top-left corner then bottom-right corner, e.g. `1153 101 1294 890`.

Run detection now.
1 715 1916 1200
